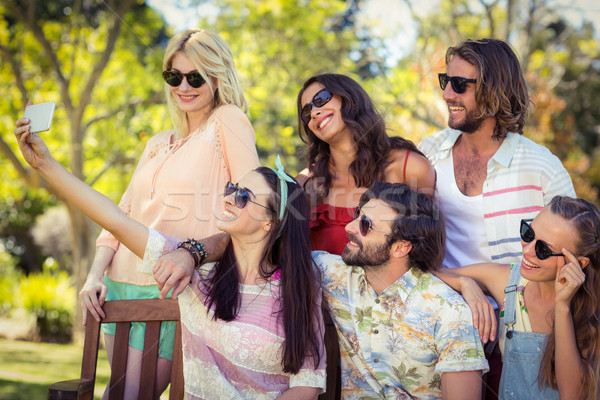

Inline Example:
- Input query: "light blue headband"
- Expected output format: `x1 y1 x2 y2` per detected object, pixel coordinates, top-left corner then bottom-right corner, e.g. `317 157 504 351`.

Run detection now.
270 155 294 220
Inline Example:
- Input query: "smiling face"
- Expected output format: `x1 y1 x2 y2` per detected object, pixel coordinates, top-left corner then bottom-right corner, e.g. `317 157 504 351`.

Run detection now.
300 82 353 145
217 171 274 238
342 199 396 269
519 208 579 282
168 51 216 121
442 56 489 133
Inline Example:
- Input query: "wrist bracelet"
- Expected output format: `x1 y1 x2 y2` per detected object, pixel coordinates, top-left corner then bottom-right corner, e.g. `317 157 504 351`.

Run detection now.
177 238 208 268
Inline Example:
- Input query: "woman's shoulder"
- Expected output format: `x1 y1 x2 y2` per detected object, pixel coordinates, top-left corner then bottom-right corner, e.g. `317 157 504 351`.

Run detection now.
210 104 248 120
385 148 433 180
141 130 176 155
147 129 175 144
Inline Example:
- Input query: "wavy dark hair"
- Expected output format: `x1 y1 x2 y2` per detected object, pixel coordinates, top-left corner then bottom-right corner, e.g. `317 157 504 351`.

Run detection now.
357 181 445 272
297 74 422 201
446 39 532 140
538 196 600 398
203 167 322 374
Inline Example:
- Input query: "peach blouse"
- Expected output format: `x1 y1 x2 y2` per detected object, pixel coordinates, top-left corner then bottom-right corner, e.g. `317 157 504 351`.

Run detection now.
96 104 260 285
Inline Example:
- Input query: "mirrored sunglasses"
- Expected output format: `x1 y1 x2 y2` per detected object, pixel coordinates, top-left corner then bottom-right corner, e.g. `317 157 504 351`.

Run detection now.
162 70 206 88
520 219 563 260
224 182 271 211
353 207 391 237
438 73 477 94
301 89 333 125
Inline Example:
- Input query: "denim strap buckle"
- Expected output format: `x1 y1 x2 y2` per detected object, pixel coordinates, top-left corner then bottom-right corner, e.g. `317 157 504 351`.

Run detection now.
504 284 517 294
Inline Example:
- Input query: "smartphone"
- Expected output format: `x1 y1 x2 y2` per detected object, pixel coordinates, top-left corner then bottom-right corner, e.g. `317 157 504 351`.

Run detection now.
24 102 56 133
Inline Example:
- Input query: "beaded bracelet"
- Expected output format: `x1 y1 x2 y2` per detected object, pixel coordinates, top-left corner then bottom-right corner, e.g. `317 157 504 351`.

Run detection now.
176 238 208 268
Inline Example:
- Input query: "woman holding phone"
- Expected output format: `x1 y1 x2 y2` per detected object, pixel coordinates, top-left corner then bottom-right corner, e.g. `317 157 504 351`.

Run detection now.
75 28 259 399
13 115 325 397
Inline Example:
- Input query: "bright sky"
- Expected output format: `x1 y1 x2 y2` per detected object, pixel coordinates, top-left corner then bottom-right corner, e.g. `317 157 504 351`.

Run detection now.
147 0 600 58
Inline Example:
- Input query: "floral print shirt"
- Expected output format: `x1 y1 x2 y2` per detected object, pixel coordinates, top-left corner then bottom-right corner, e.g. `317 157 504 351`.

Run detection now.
313 251 488 399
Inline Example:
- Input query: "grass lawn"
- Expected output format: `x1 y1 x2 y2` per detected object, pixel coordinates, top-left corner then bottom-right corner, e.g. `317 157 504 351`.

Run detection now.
0 338 110 399
0 338 174 399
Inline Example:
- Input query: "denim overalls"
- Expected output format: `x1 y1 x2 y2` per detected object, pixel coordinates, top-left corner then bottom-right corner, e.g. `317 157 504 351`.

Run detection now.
498 266 559 400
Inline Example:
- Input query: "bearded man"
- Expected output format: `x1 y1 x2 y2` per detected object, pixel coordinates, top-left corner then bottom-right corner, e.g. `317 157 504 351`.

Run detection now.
418 39 575 399
312 182 488 399
419 38 574 270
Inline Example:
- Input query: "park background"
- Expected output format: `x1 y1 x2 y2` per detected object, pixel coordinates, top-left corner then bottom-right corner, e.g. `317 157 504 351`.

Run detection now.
0 0 599 398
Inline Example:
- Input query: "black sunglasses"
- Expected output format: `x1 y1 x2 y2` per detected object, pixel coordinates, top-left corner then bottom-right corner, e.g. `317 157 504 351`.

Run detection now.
162 70 206 88
520 219 563 260
301 89 333 125
438 73 477 94
353 207 391 237
224 182 271 211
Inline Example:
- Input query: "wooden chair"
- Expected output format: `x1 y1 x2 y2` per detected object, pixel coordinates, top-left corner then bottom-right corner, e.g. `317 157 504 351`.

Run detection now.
47 299 184 400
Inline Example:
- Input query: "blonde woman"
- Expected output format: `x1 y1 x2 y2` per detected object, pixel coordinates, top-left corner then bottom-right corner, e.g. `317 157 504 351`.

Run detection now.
77 29 260 399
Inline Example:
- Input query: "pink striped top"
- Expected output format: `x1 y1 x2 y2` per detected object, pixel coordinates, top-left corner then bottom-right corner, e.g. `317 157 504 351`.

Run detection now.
178 264 326 399
141 230 327 398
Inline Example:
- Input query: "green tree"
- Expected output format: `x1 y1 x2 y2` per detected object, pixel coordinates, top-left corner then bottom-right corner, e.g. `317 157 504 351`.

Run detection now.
374 0 600 201
194 0 363 172
0 0 171 333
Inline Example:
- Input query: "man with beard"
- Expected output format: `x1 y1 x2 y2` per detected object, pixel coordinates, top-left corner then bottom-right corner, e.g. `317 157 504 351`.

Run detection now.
418 38 575 398
150 182 489 399
311 181 488 399
419 38 574 271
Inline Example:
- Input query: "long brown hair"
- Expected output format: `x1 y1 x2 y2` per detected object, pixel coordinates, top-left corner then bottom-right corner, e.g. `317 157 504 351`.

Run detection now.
446 39 531 140
538 196 600 398
297 73 421 202
203 167 322 374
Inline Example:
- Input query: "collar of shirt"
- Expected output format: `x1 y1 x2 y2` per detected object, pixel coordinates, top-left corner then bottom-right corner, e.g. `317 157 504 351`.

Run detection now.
434 129 519 169
353 266 426 303
490 132 519 168
434 128 462 159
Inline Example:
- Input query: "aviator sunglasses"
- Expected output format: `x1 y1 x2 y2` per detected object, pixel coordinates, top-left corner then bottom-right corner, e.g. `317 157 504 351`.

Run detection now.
224 182 271 211
301 89 333 125
438 73 477 94
162 70 206 88
520 219 563 260
354 207 391 237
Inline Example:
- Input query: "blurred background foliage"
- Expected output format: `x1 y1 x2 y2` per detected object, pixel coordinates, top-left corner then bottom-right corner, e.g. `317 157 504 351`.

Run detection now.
0 0 598 341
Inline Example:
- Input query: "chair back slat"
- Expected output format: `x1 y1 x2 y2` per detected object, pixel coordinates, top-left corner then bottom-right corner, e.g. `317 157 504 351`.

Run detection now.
80 317 101 381
169 321 185 400
138 321 161 399
103 299 180 322
108 322 131 400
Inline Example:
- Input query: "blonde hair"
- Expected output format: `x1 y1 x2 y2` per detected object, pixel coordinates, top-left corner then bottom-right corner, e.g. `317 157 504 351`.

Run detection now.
162 29 248 138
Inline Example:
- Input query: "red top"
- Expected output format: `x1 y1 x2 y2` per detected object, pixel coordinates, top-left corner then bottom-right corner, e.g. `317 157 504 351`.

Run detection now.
309 149 412 255
309 203 355 255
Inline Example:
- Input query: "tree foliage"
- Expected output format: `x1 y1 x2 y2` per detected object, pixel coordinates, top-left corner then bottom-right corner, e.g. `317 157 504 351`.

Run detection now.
1 0 599 338
0 0 172 333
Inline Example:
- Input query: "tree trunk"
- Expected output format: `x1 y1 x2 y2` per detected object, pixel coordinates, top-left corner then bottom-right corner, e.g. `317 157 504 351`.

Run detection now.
66 205 98 341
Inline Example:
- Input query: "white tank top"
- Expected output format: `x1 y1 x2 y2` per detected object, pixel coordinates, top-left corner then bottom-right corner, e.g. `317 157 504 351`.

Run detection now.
435 152 491 268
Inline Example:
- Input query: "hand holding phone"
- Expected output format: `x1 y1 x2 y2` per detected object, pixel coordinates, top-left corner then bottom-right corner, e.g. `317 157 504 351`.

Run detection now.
24 102 56 133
